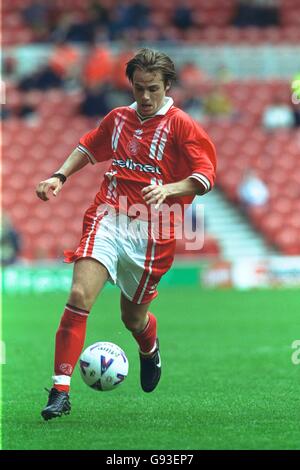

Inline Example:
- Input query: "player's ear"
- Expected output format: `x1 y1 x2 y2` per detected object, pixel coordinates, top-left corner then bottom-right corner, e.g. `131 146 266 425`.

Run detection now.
165 82 171 91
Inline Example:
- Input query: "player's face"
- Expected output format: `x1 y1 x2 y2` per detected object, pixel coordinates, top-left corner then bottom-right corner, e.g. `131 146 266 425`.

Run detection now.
132 69 169 117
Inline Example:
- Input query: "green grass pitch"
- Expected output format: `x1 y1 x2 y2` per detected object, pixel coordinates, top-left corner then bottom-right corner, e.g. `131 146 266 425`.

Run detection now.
2 287 300 450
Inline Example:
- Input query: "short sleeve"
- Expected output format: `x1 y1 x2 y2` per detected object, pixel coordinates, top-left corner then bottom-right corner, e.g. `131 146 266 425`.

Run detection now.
77 110 115 164
175 113 217 194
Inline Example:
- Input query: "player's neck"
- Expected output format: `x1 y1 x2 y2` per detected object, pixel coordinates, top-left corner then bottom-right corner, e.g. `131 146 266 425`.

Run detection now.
136 98 169 121
136 112 156 122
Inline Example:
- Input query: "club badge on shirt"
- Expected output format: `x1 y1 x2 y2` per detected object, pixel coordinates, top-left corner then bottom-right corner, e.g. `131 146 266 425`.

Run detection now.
127 138 141 156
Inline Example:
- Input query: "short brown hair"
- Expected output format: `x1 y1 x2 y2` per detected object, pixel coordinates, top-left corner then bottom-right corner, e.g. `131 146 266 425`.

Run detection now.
126 48 177 87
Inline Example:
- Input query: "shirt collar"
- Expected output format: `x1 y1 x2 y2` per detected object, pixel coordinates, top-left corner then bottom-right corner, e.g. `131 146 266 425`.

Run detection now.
129 97 174 118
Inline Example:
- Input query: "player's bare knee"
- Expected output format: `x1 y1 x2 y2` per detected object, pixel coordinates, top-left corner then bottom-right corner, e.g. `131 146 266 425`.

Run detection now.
121 313 146 333
121 313 135 331
69 284 93 310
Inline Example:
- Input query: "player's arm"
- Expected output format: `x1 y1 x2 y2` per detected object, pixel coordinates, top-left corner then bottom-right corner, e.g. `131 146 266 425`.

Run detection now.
36 148 89 201
142 178 202 208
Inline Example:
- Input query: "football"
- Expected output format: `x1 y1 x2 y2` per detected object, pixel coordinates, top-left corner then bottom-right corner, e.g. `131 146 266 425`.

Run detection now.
79 342 129 391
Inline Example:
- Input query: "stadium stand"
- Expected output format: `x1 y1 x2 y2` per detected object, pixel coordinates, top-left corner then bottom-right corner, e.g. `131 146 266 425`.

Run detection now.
2 0 300 46
3 77 299 258
2 1 300 259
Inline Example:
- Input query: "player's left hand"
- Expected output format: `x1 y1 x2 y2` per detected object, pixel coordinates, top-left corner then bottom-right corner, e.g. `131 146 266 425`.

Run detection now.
142 184 171 209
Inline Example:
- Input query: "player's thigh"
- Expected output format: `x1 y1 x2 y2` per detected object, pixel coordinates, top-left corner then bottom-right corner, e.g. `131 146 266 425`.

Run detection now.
69 258 109 308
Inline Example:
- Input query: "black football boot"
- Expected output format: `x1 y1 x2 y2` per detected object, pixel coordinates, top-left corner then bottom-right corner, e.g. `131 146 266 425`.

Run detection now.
41 388 71 421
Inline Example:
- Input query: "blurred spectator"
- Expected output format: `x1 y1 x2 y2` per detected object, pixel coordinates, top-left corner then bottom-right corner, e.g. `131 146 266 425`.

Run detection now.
232 0 279 27
182 89 204 122
1 91 39 123
3 56 18 80
203 85 235 120
238 170 269 208
18 65 63 91
292 104 300 128
17 91 39 125
179 62 208 88
82 42 113 88
110 45 135 105
65 12 96 44
262 96 295 130
79 83 112 118
0 106 11 121
49 40 80 82
88 0 110 28
1 214 21 266
172 1 194 30
215 64 232 83
291 72 300 105
142 11 170 42
22 0 50 40
18 41 80 91
112 44 135 91
93 25 111 43
127 0 151 29
52 12 95 44
109 0 150 40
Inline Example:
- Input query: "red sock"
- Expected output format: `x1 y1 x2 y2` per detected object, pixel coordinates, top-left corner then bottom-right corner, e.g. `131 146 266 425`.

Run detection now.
132 312 157 354
53 304 89 392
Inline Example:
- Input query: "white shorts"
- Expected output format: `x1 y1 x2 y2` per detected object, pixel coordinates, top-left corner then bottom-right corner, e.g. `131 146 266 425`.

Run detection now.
64 203 175 304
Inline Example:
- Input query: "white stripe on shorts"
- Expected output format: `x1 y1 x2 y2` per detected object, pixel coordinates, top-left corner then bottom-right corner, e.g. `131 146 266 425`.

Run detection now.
136 240 156 304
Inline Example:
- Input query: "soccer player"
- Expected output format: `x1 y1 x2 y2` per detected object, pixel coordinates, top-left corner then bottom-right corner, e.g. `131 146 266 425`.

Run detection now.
36 48 216 420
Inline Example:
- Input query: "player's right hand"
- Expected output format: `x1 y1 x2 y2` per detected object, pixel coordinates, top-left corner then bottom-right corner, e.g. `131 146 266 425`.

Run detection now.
35 177 63 201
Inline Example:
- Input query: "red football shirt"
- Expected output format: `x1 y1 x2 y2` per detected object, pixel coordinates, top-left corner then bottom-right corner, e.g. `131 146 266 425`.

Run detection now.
77 97 216 220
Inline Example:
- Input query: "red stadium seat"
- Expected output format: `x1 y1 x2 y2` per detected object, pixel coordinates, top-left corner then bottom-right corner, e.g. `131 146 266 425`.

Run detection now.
273 228 300 255
247 205 268 229
269 198 293 216
261 212 283 240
